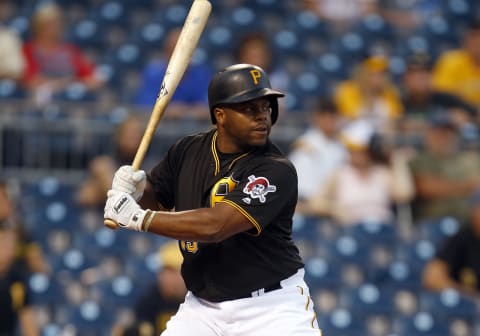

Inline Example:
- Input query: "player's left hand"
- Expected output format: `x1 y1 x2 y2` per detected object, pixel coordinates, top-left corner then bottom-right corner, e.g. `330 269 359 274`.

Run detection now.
104 190 147 231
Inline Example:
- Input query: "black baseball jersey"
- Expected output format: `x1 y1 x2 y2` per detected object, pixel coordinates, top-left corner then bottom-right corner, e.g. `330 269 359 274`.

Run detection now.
148 129 303 302
0 263 31 334
436 226 480 291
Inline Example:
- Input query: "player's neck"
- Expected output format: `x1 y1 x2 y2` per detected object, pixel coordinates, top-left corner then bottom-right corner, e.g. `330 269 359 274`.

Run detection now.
215 135 251 154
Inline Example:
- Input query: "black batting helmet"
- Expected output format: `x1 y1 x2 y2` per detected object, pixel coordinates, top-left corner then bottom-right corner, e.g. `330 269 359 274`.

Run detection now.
208 64 285 124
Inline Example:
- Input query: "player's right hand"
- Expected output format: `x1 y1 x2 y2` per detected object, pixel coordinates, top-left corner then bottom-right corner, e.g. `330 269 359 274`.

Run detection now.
112 165 146 201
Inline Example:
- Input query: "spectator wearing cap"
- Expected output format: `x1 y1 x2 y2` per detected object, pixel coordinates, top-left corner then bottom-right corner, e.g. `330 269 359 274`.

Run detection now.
301 120 414 226
334 54 404 133
432 20 480 107
409 111 480 224
401 52 477 135
422 192 480 296
288 99 347 205
117 241 186 336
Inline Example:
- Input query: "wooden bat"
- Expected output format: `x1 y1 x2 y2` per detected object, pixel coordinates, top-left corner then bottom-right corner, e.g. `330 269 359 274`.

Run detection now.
104 0 212 229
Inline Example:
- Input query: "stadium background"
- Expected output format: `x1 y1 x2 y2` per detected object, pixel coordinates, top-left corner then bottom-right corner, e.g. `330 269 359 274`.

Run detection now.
1 0 480 335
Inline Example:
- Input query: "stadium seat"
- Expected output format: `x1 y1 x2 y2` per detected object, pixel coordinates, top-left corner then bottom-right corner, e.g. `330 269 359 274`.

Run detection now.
344 283 395 317
28 272 64 306
67 19 105 48
346 221 397 246
420 289 477 322
395 311 450 336
93 274 141 308
369 259 422 291
418 216 460 246
66 300 113 335
398 239 436 272
319 308 366 336
304 256 342 290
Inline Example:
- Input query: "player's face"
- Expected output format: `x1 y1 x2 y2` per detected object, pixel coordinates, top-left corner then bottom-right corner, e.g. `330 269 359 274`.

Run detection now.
217 97 272 151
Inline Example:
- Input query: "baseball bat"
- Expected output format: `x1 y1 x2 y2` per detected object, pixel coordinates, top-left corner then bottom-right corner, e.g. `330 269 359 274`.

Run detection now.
104 0 212 230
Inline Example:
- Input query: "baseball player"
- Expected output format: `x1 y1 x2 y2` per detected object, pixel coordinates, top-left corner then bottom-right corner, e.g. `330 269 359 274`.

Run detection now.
104 64 322 335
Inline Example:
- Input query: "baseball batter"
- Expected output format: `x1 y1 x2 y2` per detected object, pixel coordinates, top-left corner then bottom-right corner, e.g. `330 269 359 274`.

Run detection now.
104 64 322 335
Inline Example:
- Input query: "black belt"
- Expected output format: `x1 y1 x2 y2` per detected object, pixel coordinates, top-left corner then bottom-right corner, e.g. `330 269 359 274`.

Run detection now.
236 281 283 300
195 281 283 302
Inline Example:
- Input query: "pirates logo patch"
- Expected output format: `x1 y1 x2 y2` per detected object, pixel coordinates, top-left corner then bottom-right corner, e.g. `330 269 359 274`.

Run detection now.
243 175 276 203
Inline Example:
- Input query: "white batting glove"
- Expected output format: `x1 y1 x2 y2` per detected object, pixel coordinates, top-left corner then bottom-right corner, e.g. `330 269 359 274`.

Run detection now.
104 190 147 231
112 165 146 201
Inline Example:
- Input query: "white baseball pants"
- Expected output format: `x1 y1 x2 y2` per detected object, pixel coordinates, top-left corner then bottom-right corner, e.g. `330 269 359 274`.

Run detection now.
161 269 322 336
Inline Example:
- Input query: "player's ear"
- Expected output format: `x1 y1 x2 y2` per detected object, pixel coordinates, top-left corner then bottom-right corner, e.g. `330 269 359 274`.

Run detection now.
214 107 226 125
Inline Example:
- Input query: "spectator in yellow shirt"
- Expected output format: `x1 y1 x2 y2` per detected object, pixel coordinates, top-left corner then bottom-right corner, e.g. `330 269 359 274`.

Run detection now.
334 54 403 133
432 20 480 107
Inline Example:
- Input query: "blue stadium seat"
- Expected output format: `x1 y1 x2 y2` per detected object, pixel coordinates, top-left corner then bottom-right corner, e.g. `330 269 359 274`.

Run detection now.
223 7 260 34
418 216 460 247
0 79 25 99
304 256 341 290
398 239 436 272
369 260 422 291
52 248 96 277
328 234 369 265
396 311 450 336
94 274 141 308
344 283 395 317
28 273 64 306
67 300 113 335
92 1 130 27
319 308 366 336
272 29 304 57
67 19 105 48
420 289 477 322
346 221 397 246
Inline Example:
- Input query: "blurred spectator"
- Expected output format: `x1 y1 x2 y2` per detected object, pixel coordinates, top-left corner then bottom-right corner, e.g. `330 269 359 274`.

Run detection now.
235 32 289 93
135 28 212 120
0 181 50 275
334 54 404 133
409 112 480 224
0 27 25 80
117 241 186 336
432 20 480 107
301 0 378 32
422 193 480 296
0 223 39 336
300 120 414 226
77 116 144 208
401 52 477 134
22 3 104 104
288 98 347 203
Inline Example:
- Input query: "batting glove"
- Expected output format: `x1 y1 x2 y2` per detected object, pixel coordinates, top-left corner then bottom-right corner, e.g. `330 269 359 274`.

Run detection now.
112 165 146 201
104 190 147 231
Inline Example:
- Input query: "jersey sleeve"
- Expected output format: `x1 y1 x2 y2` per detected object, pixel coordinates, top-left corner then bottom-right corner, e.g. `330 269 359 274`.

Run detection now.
148 141 181 210
220 159 297 235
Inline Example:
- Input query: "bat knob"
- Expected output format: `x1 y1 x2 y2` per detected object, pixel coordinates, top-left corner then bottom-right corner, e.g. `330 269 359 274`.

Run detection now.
104 219 119 230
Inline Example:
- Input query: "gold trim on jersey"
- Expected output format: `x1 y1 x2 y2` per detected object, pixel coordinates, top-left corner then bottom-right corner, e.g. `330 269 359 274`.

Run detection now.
220 199 261 236
211 131 221 175
10 282 25 310
210 131 252 176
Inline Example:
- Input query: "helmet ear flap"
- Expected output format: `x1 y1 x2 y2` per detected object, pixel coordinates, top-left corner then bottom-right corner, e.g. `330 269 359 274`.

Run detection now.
270 97 279 125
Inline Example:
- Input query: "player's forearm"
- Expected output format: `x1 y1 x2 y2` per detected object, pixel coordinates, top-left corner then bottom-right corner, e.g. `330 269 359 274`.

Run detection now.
143 208 225 242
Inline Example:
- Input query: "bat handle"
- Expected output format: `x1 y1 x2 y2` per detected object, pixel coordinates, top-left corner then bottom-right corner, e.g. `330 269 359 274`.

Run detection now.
104 218 119 230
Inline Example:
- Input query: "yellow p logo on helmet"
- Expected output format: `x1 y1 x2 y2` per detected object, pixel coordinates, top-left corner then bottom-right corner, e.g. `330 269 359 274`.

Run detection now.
249 69 262 85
